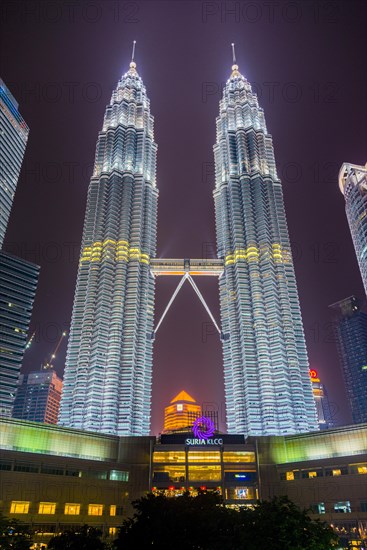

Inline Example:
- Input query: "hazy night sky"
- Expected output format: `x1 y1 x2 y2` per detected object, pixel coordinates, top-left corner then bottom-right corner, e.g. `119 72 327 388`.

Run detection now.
1 0 366 434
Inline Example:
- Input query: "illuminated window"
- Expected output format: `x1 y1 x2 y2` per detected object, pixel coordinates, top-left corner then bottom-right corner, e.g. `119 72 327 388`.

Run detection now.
308 471 317 478
88 504 103 516
310 503 325 514
109 470 128 481
188 451 220 463
236 488 248 499
64 503 80 515
188 465 221 482
10 501 30 514
153 465 186 482
326 467 347 477
153 451 185 463
286 471 294 481
334 501 351 513
358 466 367 474
222 451 255 463
225 486 256 500
38 502 56 514
109 527 117 536
110 505 116 516
176 404 183 411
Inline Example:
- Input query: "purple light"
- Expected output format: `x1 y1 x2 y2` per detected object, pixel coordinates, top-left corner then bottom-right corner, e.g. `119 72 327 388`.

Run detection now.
192 416 215 440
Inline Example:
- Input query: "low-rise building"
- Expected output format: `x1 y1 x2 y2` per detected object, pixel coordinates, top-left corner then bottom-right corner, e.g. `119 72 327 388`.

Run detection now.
0 417 366 547
0 417 153 547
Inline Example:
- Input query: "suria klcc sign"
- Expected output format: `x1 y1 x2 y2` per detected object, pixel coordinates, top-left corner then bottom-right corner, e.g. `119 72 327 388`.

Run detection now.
185 416 223 446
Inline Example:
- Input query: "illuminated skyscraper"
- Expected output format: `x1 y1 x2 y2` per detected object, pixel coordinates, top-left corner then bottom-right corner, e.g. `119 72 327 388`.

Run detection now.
339 163 367 296
163 391 202 433
13 370 63 424
0 78 29 247
59 50 158 435
329 296 367 424
213 49 318 435
0 251 39 417
0 81 38 418
309 369 334 430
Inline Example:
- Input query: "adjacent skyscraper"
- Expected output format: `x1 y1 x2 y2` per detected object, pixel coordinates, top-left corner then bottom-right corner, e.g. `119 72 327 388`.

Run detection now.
0 251 39 416
13 369 63 424
214 52 318 435
59 53 158 435
0 80 39 417
339 163 367 296
309 369 334 430
329 296 367 424
163 391 202 433
0 79 29 247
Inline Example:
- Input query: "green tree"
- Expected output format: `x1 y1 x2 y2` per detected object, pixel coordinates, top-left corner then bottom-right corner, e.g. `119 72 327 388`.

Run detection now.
48 525 106 550
0 511 33 549
114 490 237 549
235 496 339 550
113 492 339 550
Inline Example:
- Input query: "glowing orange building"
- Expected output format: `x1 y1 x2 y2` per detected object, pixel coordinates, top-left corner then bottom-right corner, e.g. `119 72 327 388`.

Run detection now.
309 369 334 429
163 391 202 433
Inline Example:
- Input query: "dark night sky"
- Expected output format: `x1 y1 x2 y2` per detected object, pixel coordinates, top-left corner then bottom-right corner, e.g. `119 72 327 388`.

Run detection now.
1 0 366 435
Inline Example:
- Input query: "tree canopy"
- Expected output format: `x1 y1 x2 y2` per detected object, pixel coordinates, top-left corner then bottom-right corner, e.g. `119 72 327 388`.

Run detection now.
113 492 339 550
48 525 106 550
0 511 33 550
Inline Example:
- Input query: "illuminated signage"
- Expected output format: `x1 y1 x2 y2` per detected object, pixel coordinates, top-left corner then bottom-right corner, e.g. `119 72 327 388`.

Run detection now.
187 416 222 444
185 438 223 446
309 369 318 379
192 416 215 440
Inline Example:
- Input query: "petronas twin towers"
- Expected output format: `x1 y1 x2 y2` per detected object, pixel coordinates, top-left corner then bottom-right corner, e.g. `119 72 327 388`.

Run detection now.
59 48 318 436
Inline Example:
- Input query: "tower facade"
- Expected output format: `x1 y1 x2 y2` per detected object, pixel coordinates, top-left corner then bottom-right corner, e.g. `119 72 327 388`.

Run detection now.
0 79 29 247
0 251 39 417
13 370 63 424
59 58 158 435
329 296 367 424
339 163 367 296
214 60 318 435
309 369 334 430
163 390 202 433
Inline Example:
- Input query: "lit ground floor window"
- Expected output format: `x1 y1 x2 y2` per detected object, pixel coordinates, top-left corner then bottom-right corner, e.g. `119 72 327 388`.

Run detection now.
10 501 30 514
38 502 56 514
188 465 221 482
64 503 80 515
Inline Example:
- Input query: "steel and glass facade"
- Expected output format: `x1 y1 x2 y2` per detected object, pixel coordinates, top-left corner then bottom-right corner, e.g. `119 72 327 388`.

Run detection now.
13 370 63 424
339 163 367 296
330 296 367 424
0 78 29 247
59 60 158 435
213 63 318 435
0 251 39 416
310 369 334 430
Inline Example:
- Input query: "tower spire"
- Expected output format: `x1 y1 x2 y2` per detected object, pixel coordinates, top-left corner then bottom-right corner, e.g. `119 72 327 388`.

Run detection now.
129 40 137 72
231 42 236 64
230 43 240 77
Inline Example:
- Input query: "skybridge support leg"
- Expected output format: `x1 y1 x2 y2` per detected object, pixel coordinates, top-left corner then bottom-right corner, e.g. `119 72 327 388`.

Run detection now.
152 272 222 339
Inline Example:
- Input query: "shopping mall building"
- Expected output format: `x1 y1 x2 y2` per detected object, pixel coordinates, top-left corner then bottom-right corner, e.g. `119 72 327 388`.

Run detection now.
0 417 366 547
